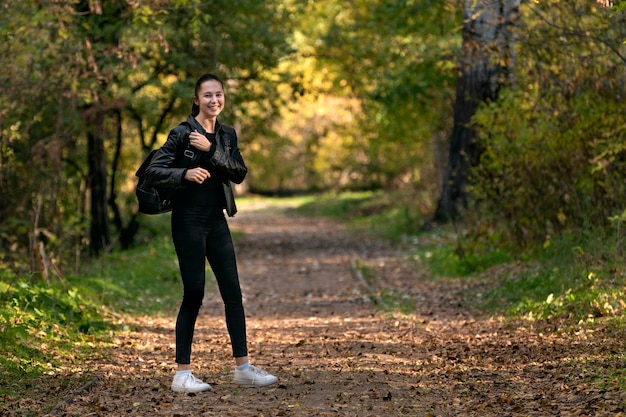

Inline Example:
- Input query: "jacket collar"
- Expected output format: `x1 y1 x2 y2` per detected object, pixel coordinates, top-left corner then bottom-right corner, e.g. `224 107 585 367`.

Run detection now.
186 114 221 135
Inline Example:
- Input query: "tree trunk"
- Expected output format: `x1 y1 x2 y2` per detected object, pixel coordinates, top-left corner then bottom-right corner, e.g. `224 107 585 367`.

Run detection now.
87 109 110 255
434 0 520 222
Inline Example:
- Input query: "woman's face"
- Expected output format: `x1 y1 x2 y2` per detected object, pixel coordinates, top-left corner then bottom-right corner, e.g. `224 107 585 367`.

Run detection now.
194 79 224 119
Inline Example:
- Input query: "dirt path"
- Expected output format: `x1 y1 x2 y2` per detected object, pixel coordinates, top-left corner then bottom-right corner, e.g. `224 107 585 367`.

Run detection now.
48 203 624 416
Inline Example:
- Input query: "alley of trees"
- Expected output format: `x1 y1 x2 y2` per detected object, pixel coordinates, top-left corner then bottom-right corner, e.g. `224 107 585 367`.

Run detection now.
1 0 625 274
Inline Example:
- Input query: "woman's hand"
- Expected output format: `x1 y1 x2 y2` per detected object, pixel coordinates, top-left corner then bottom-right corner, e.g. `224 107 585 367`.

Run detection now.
185 167 211 184
189 130 212 152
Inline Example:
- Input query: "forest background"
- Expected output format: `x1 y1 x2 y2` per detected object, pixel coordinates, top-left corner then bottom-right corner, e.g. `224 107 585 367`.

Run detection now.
1 0 626 413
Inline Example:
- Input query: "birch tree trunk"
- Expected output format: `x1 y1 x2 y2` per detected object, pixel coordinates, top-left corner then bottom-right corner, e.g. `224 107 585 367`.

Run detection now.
434 0 521 222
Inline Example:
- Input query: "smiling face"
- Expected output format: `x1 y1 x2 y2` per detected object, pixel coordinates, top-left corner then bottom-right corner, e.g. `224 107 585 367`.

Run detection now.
194 79 225 119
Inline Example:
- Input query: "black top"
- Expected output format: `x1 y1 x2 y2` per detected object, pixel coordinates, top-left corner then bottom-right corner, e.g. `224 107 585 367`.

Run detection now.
176 131 226 208
144 115 247 217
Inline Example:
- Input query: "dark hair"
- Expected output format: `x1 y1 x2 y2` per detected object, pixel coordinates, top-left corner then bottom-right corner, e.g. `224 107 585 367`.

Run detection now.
191 73 225 116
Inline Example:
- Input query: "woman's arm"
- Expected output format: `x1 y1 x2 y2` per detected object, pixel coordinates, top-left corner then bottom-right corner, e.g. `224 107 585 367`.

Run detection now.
207 127 248 184
144 125 189 188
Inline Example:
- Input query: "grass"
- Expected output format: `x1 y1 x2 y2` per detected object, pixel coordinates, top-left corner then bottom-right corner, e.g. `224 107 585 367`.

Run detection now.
80 234 182 316
0 218 185 411
459 234 626 324
292 190 424 242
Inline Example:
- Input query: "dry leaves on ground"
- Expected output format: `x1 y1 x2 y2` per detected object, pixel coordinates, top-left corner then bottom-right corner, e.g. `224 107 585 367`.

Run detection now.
9 203 626 416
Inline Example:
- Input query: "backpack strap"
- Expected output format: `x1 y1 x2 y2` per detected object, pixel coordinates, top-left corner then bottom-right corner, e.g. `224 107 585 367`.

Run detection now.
174 121 195 167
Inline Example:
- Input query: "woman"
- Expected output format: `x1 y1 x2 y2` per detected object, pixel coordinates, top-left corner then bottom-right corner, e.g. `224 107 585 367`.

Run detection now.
145 73 277 393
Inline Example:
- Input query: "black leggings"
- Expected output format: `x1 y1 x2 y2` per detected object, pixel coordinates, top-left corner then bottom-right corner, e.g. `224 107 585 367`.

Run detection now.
171 205 248 364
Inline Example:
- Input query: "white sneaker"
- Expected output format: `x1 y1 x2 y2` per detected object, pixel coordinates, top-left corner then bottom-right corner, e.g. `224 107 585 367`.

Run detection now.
234 364 278 387
171 372 212 393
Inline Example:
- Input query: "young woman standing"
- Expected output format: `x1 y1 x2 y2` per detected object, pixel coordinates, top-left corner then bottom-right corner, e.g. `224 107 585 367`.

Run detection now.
145 74 277 392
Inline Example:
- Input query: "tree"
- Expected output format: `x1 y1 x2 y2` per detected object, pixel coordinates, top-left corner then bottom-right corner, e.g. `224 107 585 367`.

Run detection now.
469 0 626 246
0 0 295 270
0 0 86 273
253 0 461 199
73 0 133 255
434 0 521 222
83 0 296 253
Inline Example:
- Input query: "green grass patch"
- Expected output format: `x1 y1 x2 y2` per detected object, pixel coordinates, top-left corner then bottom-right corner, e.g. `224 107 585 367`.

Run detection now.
79 233 182 316
389 218 626 326
292 191 375 216
470 233 626 322
294 190 424 242
418 244 512 277
0 215 187 413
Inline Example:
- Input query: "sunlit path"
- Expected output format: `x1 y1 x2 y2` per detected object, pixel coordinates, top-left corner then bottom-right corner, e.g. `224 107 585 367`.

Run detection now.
40 203 625 416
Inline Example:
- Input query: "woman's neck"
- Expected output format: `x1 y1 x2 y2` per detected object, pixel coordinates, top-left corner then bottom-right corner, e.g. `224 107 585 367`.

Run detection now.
195 115 216 133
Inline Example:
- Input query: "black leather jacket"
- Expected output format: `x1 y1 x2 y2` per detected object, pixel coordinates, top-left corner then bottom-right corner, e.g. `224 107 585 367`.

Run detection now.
144 115 247 217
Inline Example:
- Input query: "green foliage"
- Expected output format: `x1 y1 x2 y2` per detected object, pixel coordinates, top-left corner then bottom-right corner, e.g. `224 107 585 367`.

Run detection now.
0 0 87 269
245 0 460 193
474 91 625 240
472 232 626 323
472 90 624 244
469 1 626 248
1 0 297 268
0 219 184 404
1 0 461 269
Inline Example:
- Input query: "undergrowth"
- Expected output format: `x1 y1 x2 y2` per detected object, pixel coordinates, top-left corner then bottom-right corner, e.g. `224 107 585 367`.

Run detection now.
0 220 183 411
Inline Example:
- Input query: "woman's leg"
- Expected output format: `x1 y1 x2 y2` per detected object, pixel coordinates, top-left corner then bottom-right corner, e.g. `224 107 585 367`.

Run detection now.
205 210 278 387
205 213 248 359
172 210 208 366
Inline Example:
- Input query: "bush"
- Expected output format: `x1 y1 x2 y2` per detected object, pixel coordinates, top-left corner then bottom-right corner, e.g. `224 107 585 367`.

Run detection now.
471 89 626 248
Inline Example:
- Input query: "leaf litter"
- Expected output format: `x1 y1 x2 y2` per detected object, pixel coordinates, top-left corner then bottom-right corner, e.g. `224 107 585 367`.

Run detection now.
8 203 626 416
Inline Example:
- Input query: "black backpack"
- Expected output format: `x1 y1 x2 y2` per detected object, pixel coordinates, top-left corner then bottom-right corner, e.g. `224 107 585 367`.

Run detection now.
135 124 192 215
